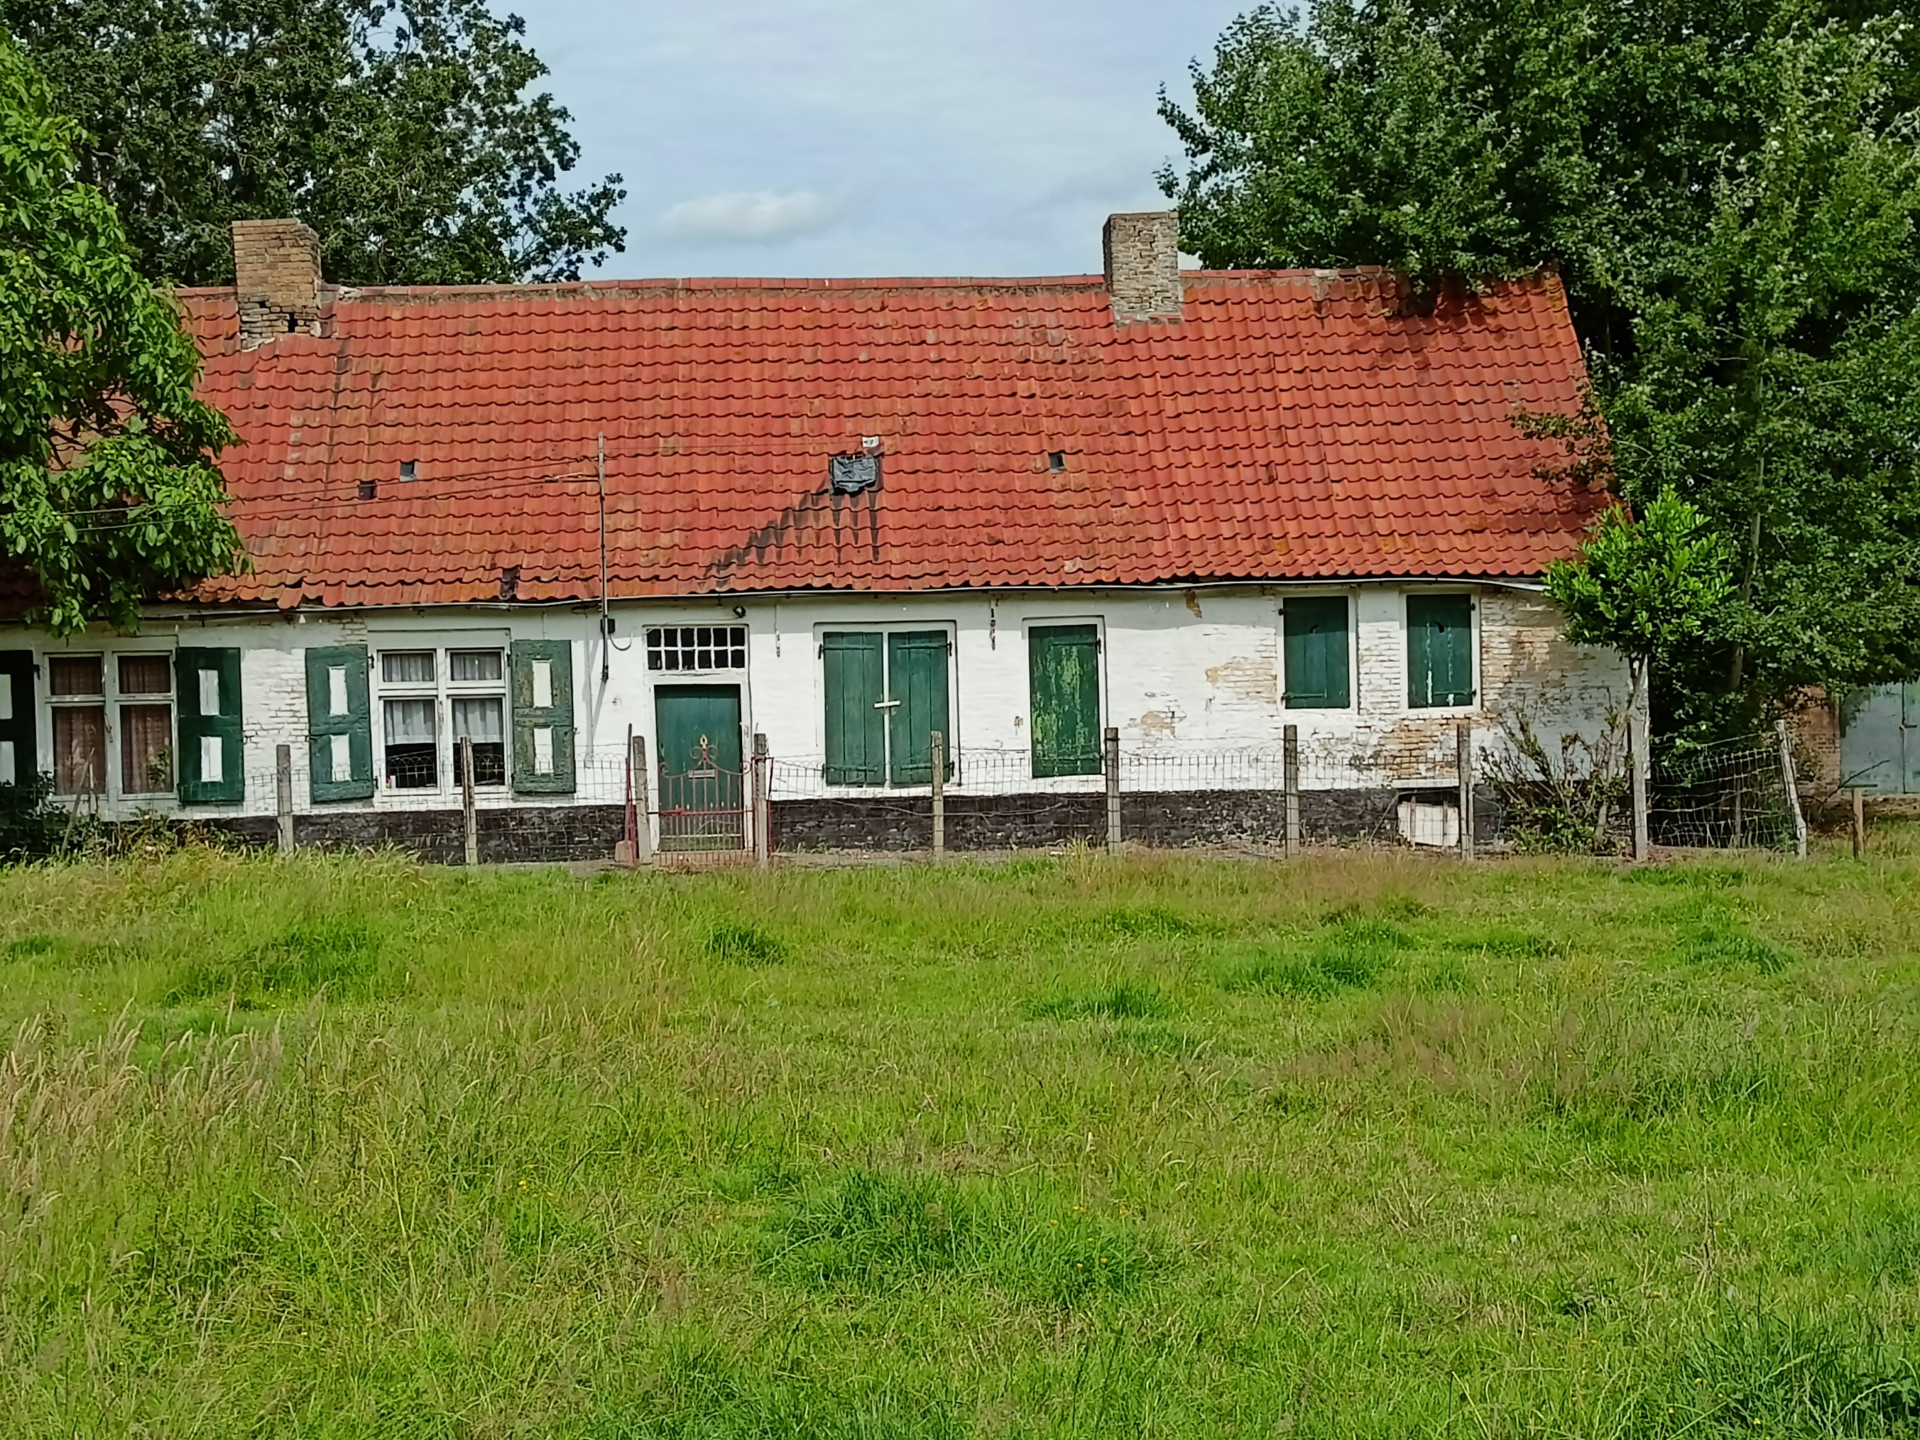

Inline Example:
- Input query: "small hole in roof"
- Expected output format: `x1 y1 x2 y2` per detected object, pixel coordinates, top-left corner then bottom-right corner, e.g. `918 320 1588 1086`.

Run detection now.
357 480 377 500
1048 451 1066 473
399 460 417 480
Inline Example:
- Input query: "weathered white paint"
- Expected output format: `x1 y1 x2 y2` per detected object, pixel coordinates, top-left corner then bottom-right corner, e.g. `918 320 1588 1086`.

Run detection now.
0 581 1629 820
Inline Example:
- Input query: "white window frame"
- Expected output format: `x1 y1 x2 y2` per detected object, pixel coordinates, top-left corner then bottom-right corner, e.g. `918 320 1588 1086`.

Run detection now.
113 652 176 797
645 624 749 674
373 645 509 795
1401 588 1481 716
1276 590 1360 713
813 620 960 788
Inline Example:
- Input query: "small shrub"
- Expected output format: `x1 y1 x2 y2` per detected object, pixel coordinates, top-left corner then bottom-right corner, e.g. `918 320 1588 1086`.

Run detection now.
701 920 788 965
0 772 81 861
1673 921 1795 973
1026 979 1171 1021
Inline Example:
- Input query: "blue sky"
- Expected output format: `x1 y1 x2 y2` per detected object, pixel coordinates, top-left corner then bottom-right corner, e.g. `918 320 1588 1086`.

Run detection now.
519 0 1253 280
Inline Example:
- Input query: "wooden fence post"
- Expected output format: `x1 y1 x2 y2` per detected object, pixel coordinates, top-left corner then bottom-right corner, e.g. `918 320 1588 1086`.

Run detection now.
1852 786 1866 860
1776 719 1808 860
1630 709 1651 862
1457 721 1474 862
929 730 945 860
1104 726 1122 857
752 733 771 866
274 743 294 855
1282 723 1300 859
460 736 477 867
630 733 653 865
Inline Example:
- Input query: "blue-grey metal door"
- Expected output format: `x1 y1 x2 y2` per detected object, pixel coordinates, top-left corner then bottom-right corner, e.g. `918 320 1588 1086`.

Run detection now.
1841 683 1920 794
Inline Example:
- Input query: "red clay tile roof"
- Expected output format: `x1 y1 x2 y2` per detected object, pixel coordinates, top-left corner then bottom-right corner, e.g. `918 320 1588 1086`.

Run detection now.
169 268 1603 610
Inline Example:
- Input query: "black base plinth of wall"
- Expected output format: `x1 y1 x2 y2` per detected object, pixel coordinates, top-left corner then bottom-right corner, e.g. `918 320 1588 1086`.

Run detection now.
771 788 1418 853
171 804 626 865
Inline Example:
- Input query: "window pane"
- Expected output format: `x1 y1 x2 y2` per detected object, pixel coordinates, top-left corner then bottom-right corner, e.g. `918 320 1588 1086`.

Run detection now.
118 655 172 695
54 705 106 794
449 649 502 682
381 650 435 684
452 696 504 742
384 697 437 788
384 697 437 742
120 703 173 793
50 656 103 696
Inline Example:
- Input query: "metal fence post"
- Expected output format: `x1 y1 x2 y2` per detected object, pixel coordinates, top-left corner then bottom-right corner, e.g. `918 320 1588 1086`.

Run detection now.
1775 719 1808 860
1853 786 1866 860
1630 709 1651 862
1282 723 1300 858
1103 726 1122 856
929 730 945 860
274 743 294 855
460 736 477 867
752 732 771 866
1457 721 1474 861
630 733 653 865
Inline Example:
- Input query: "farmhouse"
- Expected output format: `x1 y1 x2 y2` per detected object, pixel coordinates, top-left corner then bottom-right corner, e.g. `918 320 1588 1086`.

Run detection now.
0 214 1628 858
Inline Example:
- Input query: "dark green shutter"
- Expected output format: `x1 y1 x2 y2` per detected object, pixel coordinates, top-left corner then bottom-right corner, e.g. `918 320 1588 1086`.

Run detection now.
1029 625 1102 777
1407 594 1475 708
0 651 35 788
511 640 575 793
304 646 374 802
887 631 951 785
176 647 244 803
1283 597 1351 708
822 632 885 786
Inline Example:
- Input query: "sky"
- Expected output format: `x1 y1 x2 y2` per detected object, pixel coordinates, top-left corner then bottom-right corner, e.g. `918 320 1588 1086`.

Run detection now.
517 0 1254 281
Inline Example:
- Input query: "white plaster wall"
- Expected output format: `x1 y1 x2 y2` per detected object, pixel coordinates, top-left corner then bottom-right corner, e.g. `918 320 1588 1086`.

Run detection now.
1 581 1630 819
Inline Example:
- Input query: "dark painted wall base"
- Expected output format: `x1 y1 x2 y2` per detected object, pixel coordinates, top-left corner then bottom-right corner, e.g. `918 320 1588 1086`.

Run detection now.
769 788 1480 852
175 804 626 865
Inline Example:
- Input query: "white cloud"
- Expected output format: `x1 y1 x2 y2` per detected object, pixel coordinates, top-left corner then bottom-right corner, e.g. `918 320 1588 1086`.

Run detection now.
655 189 845 244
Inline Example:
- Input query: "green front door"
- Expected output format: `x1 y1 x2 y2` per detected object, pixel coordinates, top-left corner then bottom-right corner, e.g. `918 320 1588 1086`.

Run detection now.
820 631 950 787
886 631 950 785
655 685 744 850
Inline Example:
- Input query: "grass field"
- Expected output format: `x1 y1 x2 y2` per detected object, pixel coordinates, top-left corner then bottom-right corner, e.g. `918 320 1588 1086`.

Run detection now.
2 833 1919 1438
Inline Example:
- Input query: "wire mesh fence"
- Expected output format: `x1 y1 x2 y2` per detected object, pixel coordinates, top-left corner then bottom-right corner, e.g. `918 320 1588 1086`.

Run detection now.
1648 732 1800 852
30 723 1809 862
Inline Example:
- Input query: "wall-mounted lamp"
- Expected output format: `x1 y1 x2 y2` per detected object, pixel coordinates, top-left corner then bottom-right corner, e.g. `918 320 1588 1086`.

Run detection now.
731 605 747 619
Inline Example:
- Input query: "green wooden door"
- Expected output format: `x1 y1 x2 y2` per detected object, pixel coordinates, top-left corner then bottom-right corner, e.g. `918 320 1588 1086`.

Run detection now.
655 685 744 850
886 632 950 785
1029 625 1101 777
1283 597 1351 708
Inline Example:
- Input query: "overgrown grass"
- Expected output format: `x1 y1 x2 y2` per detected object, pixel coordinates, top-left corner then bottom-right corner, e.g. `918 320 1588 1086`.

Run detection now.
2 830 1919 1436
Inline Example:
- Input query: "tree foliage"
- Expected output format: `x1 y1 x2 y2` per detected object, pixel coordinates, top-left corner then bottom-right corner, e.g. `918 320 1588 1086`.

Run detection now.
0 0 627 286
0 36 237 636
1161 0 1920 734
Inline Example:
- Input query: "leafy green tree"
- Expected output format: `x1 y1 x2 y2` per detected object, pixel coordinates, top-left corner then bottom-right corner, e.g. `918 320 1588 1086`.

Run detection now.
1161 1 1920 735
0 36 237 636
0 0 626 286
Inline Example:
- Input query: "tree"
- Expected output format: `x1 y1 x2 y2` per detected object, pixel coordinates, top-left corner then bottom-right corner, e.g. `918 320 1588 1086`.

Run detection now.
0 0 626 287
1160 1 1920 736
0 36 238 635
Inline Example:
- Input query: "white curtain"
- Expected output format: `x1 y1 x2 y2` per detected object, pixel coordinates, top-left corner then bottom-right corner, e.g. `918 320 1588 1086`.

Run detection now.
383 697 436 742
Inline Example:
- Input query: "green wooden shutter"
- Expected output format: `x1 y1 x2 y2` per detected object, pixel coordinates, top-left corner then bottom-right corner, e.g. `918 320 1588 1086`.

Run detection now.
1407 595 1475 708
511 639 576 793
304 646 374 802
1029 625 1102 777
1283 597 1351 708
887 631 951 786
175 647 244 803
0 651 35 788
822 632 885 786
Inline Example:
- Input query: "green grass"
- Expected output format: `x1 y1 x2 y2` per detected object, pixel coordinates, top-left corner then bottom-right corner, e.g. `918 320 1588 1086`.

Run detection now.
2 831 1920 1437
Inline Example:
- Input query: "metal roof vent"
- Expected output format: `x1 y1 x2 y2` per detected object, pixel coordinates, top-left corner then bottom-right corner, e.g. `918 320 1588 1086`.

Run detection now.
829 452 881 495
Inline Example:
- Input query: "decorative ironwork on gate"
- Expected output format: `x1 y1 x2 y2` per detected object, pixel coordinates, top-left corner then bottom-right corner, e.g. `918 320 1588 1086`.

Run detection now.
653 732 747 851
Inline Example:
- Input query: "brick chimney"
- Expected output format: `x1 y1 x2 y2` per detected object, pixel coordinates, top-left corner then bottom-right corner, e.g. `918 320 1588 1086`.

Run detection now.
231 219 322 348
1103 211 1184 322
